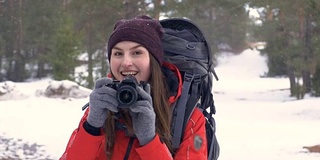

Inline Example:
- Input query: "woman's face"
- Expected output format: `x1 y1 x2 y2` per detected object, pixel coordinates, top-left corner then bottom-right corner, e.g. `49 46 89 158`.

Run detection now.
110 41 151 82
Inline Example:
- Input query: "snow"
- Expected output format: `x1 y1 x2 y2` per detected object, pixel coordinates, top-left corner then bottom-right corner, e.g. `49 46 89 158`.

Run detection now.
1 49 319 160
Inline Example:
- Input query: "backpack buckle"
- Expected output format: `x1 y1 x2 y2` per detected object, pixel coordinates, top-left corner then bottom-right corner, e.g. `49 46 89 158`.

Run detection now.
184 72 194 82
194 74 201 84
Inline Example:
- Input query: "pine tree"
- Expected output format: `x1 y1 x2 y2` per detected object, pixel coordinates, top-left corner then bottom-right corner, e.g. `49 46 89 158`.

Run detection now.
49 14 82 81
248 0 320 98
163 0 249 54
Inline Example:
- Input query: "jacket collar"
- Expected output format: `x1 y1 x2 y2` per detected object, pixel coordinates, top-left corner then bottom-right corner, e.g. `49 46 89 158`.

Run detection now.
162 62 182 105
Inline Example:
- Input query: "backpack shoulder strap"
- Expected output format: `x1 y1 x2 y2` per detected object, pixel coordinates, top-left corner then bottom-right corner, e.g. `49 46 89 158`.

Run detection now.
171 72 194 149
171 72 202 150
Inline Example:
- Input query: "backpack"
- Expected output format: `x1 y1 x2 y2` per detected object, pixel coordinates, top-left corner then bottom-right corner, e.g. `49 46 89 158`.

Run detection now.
160 18 220 160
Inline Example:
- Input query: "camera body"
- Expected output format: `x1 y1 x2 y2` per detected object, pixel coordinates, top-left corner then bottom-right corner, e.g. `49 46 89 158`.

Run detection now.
107 75 149 108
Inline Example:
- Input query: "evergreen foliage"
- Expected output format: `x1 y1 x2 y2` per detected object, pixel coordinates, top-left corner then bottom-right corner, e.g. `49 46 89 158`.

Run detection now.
49 14 83 81
248 0 320 98
0 0 319 98
163 0 249 54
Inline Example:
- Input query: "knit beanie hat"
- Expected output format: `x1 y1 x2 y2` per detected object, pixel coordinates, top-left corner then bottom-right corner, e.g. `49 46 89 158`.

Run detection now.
107 15 164 65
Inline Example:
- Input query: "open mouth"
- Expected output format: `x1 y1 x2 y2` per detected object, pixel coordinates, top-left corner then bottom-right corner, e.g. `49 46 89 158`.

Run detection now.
121 71 138 77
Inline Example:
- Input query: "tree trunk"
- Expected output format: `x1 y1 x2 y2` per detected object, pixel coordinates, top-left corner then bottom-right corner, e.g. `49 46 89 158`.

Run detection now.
87 10 94 88
303 9 312 93
8 0 25 82
302 70 311 93
312 65 320 96
124 0 141 19
153 0 162 20
36 60 46 78
100 47 107 77
14 0 25 82
287 66 296 96
62 0 69 11
0 54 2 81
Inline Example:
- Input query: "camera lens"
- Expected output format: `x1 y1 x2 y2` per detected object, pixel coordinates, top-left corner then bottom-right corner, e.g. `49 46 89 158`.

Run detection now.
117 85 138 107
119 90 133 103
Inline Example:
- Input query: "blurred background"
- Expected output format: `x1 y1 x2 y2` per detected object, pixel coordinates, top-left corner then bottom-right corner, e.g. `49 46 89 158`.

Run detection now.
0 0 319 100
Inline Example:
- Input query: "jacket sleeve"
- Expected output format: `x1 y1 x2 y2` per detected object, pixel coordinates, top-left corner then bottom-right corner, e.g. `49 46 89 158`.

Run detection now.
59 109 105 160
135 108 207 160
174 108 208 160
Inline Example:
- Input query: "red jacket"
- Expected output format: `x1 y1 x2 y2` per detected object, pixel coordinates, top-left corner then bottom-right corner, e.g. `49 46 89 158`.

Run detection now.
60 63 207 160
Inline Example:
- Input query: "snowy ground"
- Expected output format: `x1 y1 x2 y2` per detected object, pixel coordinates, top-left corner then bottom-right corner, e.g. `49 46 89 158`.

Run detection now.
0 49 319 160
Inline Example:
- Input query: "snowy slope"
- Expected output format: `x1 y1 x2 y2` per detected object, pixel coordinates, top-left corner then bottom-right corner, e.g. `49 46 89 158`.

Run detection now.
0 49 319 160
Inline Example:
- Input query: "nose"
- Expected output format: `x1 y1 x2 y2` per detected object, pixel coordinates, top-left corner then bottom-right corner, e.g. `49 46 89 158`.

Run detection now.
121 53 133 67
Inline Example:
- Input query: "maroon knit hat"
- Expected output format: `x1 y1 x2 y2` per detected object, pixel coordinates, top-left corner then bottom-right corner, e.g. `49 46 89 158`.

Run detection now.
107 15 164 65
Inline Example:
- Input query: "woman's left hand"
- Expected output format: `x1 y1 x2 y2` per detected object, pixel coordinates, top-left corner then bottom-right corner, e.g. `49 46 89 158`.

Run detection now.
129 85 156 146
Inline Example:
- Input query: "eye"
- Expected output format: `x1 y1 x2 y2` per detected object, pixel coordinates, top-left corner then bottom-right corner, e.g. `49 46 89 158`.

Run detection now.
133 51 142 55
113 51 123 56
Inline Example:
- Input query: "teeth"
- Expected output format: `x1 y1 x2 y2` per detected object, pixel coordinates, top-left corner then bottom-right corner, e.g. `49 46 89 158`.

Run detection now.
121 71 137 75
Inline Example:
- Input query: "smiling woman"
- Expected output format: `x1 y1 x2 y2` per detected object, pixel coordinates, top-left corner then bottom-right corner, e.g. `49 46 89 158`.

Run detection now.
110 41 151 83
59 15 208 160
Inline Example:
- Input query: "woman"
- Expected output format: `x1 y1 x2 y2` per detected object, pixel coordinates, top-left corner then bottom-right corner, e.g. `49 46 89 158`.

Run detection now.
60 15 207 160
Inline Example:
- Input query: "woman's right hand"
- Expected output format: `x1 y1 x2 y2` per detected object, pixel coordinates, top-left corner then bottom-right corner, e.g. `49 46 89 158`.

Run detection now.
87 77 119 128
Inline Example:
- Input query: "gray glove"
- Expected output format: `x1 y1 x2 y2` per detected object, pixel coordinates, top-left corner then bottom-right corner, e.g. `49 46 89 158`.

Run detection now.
87 77 119 128
129 84 156 146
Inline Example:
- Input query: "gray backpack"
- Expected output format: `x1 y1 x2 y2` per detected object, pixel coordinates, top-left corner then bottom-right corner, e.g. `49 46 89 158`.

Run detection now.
160 18 220 160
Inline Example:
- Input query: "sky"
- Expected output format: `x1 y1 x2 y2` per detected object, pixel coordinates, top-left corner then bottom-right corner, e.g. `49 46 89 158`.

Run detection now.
0 49 319 160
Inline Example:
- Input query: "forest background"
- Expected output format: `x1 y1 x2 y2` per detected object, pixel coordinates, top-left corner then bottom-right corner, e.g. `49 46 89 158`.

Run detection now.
1 0 320 99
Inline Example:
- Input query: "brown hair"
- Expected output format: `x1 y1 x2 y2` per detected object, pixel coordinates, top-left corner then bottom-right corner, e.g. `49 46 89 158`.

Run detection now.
105 54 172 158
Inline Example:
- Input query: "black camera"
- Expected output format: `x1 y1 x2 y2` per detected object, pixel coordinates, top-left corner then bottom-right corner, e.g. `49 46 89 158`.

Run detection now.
107 75 149 108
